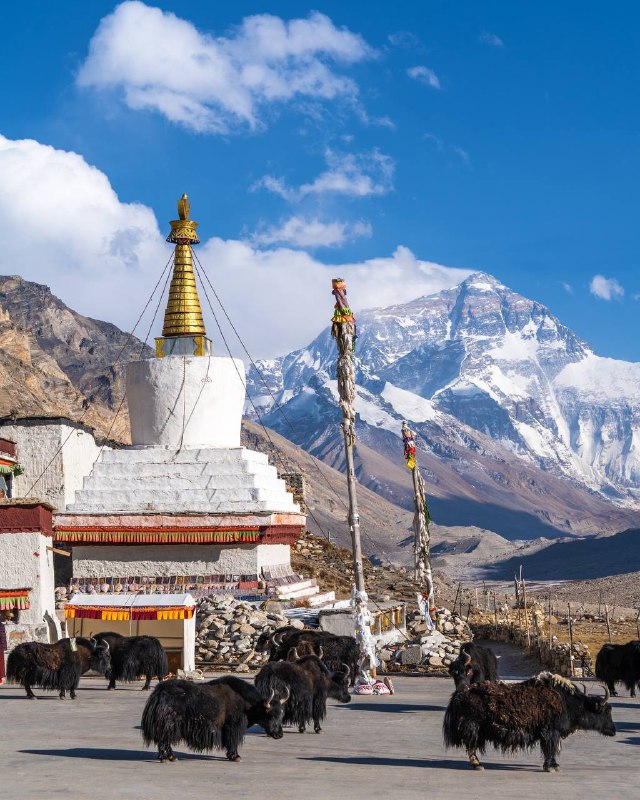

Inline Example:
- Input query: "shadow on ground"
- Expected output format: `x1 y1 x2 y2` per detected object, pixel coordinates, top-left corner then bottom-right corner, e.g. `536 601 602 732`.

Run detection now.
340 702 444 714
301 755 535 771
20 748 214 762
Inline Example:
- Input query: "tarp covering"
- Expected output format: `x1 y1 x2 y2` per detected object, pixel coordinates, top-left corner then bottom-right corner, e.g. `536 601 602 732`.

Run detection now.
64 592 195 621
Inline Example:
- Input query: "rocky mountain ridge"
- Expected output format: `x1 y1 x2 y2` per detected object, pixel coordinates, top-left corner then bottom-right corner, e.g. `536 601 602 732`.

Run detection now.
0 274 152 441
247 272 640 537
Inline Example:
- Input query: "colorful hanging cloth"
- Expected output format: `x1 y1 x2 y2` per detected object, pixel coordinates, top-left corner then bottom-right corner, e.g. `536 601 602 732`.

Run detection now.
0 590 30 610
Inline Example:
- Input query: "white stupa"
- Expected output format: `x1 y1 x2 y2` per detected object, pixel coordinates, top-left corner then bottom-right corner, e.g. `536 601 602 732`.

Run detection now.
55 195 307 598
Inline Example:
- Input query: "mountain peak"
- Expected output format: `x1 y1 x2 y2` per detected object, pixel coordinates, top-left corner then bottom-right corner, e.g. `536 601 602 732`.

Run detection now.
461 271 504 291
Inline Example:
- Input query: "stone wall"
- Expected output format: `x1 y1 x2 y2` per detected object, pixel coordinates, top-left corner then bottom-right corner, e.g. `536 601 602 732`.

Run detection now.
471 618 592 678
279 472 306 513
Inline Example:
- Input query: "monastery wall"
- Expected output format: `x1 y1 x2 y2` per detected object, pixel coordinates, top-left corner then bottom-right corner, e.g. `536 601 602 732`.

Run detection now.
2 422 65 508
61 427 108 508
72 542 291 579
1 420 107 510
0 530 60 645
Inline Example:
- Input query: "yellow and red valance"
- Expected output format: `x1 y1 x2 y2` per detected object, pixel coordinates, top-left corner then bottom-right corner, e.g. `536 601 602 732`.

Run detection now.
54 529 260 545
0 589 30 610
64 605 194 621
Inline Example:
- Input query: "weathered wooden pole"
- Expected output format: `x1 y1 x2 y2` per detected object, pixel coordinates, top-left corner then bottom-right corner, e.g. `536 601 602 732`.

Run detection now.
522 576 531 648
330 278 375 680
568 602 575 677
401 420 436 626
604 603 612 643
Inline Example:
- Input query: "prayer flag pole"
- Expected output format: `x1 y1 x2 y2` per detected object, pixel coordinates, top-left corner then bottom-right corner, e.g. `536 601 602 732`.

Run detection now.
401 421 436 628
330 278 376 681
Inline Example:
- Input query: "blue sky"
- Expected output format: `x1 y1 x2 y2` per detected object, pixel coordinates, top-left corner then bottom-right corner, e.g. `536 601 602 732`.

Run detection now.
2 1 640 359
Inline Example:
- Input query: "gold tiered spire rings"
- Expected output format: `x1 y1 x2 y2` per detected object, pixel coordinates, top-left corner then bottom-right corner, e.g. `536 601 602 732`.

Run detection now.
162 193 206 338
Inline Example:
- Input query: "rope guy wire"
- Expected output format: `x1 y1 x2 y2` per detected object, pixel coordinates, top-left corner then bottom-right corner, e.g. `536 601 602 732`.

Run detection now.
24 251 175 497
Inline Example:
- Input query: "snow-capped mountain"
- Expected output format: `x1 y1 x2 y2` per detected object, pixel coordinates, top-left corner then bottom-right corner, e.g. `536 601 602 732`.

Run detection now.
247 273 640 537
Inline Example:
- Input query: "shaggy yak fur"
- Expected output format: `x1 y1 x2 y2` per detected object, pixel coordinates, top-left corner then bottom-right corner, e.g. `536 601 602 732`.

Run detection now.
443 672 616 772
448 642 499 689
94 632 168 690
6 637 111 699
256 627 360 686
255 653 351 734
141 676 286 762
595 640 640 697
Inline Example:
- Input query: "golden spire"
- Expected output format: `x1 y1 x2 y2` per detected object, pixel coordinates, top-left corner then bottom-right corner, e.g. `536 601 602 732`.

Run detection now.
161 194 206 338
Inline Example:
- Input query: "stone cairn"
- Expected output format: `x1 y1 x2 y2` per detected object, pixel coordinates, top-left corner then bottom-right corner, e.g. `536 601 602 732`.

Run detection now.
384 606 472 672
195 595 300 672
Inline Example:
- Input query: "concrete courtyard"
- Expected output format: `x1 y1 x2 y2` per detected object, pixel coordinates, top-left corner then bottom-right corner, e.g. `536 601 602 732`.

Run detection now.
2 670 639 800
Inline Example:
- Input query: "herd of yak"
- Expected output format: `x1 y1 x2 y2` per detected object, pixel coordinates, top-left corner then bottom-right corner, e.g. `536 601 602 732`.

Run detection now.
6 626 640 772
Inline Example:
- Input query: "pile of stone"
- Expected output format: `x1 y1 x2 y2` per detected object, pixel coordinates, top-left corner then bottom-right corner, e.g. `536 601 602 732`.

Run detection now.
195 595 300 671
381 607 472 673
293 535 326 557
54 586 68 610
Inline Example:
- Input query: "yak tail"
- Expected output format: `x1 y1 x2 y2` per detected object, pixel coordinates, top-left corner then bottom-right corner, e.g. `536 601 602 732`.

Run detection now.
442 695 468 750
141 685 221 753
157 647 169 680
118 641 169 682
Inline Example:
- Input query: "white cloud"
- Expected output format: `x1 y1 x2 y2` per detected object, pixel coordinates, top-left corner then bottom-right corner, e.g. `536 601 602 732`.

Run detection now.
407 66 441 90
0 133 470 359
252 148 394 202
252 216 372 248
480 32 504 47
561 281 573 294
590 275 624 300
77 1 374 134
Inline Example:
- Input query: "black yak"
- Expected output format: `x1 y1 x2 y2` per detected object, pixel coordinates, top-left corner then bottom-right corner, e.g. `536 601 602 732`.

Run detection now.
443 672 615 772
448 642 499 689
141 676 288 762
6 637 111 699
255 649 351 734
595 640 640 697
259 627 360 686
93 631 168 690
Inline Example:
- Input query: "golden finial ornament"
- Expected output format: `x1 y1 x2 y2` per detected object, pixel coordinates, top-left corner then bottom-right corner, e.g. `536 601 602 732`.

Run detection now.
156 194 210 356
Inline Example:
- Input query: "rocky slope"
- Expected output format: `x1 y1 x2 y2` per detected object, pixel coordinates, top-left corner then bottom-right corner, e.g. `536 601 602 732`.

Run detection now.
247 273 640 538
0 275 152 440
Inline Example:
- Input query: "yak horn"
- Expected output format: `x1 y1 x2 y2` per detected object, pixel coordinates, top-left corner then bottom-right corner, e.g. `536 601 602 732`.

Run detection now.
292 647 300 661
317 646 324 660
602 685 611 703
341 662 350 676
266 688 275 708
463 651 472 667
581 683 588 695
280 686 291 705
